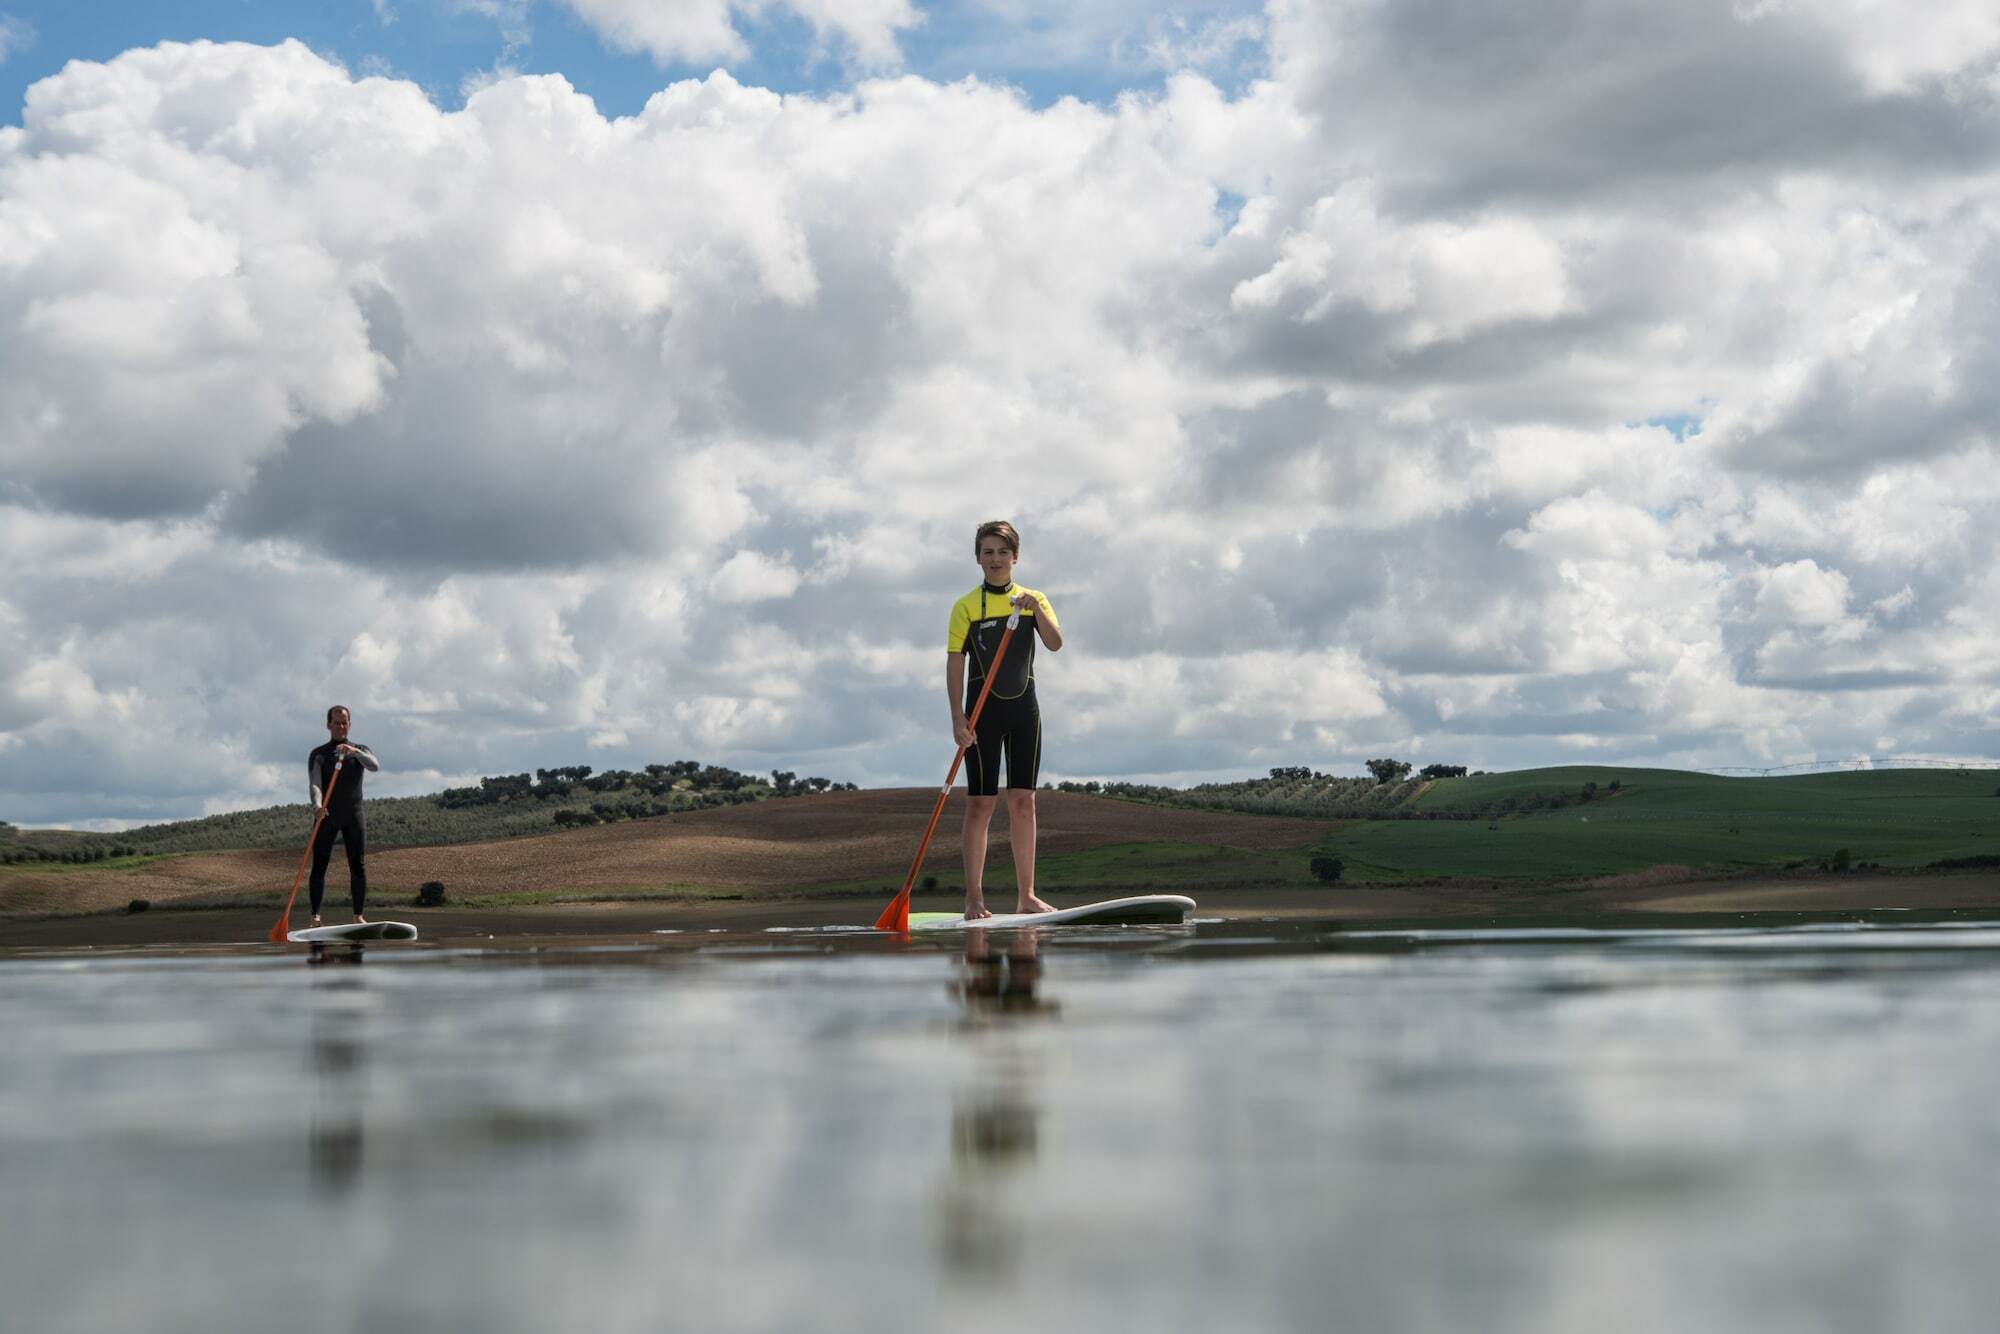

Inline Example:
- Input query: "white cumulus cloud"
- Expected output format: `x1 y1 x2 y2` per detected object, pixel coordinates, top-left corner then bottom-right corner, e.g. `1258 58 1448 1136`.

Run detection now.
5 16 2000 823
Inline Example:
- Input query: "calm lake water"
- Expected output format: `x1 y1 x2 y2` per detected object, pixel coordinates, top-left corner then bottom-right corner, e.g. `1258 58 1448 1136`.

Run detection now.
8 917 2000 1333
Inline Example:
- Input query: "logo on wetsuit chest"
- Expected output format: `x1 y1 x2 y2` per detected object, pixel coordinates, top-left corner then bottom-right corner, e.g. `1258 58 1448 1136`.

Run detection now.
972 617 1034 697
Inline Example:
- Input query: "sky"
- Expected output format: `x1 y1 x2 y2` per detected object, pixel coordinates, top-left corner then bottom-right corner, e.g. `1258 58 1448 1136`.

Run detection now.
4 0 2000 829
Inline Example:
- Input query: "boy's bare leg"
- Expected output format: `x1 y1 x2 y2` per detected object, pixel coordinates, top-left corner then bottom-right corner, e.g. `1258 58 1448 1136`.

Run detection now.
1005 790 1054 914
963 795 998 918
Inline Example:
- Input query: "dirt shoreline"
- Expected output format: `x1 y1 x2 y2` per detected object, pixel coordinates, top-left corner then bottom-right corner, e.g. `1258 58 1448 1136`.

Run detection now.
7 872 2000 949
12 791 2000 949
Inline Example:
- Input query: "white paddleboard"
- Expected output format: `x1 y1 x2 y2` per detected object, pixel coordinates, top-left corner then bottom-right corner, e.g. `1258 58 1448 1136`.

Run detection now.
287 921 419 943
908 894 1195 930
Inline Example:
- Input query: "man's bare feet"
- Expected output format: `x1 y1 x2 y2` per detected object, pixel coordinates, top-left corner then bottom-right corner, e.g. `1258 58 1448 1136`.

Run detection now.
355 914 368 925
310 915 322 928
964 899 993 920
1015 895 1056 915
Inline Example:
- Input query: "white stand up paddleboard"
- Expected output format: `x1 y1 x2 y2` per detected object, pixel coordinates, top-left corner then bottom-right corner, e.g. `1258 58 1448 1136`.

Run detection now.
286 922 420 943
908 894 1195 930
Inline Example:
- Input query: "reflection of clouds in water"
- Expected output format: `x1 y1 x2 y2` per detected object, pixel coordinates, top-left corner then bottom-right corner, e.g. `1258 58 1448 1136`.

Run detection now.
937 930 1056 1284
24 925 2000 1330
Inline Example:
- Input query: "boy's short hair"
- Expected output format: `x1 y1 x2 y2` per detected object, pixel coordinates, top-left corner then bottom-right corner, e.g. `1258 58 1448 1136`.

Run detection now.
326 704 350 725
974 520 1020 556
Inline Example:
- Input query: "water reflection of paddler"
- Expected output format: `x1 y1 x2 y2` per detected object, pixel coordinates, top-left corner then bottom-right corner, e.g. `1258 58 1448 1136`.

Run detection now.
950 928 1059 1021
306 944 368 1197
938 927 1054 1283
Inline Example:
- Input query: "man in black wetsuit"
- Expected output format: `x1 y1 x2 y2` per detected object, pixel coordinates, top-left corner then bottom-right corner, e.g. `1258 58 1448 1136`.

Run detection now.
307 705 380 928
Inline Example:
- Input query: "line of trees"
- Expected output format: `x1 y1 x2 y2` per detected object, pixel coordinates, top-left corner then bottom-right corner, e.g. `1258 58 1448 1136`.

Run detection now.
438 761 852 810
1056 762 1474 821
1051 760 1555 823
2 845 141 865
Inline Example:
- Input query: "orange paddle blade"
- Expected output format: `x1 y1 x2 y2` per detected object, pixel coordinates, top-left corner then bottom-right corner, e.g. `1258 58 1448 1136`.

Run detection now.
872 890 910 935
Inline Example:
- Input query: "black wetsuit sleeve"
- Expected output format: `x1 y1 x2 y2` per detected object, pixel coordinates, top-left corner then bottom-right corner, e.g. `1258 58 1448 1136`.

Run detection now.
309 744 379 806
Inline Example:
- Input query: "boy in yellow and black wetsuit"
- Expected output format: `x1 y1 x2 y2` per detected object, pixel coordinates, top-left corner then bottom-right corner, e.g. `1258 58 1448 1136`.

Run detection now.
947 520 1063 920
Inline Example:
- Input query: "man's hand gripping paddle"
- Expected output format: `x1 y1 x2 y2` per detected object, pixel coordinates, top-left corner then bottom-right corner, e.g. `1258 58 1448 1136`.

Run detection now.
268 758 342 943
874 605 1022 934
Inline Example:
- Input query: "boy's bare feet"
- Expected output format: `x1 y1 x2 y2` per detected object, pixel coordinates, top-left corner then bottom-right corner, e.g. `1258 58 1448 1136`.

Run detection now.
964 899 993 920
355 914 368 924
1016 895 1056 915
309 915 322 928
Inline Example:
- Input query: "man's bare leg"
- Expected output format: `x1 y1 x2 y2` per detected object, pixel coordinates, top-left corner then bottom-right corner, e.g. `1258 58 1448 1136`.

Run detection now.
963 795 998 919
1005 789 1054 914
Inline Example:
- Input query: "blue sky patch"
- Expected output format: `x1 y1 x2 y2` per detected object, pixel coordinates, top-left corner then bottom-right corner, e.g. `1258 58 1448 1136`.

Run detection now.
1 0 1271 123
1643 413 1704 441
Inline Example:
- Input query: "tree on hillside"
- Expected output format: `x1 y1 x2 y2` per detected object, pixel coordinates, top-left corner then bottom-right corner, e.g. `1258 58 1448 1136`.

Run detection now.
1365 758 1412 785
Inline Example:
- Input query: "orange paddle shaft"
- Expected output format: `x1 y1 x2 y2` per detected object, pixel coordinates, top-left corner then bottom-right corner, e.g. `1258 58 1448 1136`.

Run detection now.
268 758 343 943
874 608 1022 933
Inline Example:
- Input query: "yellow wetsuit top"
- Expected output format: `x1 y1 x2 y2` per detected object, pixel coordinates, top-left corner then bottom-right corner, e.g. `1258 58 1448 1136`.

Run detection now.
947 582 1057 702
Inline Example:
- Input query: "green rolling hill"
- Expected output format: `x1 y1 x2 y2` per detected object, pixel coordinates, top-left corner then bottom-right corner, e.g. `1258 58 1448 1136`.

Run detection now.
1320 765 2000 882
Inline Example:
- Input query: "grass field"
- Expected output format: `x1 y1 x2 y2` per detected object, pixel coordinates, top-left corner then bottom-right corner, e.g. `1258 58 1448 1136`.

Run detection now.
9 767 2000 908
1312 766 2000 882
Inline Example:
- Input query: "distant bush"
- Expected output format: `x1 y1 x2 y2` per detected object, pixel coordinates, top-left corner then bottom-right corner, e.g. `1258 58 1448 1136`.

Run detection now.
127 899 150 914
1419 764 1468 780
1833 848 1852 872
1309 855 1345 884
920 876 939 892
1365 758 1413 785
416 881 447 907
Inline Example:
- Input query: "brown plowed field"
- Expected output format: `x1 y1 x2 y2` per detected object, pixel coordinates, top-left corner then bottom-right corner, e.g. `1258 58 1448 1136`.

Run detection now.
1 790 1326 916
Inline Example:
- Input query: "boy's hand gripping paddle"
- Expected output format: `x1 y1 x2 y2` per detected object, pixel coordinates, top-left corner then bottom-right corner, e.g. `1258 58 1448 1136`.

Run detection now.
875 606 1022 934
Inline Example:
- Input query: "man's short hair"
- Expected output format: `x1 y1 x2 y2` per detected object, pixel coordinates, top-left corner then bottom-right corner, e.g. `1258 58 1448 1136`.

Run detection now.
975 520 1020 556
326 705 350 725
